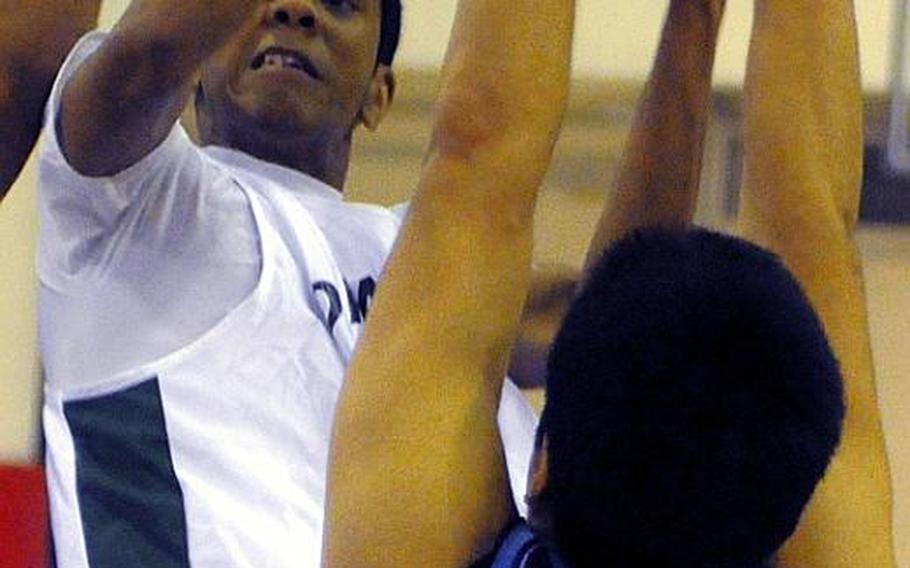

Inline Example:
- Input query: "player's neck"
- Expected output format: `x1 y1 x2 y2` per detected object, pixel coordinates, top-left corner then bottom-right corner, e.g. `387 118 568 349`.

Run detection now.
208 124 352 192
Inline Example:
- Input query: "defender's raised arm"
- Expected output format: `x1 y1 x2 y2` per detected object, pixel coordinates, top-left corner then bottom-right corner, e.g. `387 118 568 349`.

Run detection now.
737 1 896 565
583 0 725 271
324 0 574 566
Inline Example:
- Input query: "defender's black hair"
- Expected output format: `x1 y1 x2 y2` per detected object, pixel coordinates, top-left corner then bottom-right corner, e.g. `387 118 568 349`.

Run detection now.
539 228 844 568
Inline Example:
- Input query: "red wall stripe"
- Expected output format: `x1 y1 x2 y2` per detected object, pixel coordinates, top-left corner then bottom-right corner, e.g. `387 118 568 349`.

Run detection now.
0 465 47 568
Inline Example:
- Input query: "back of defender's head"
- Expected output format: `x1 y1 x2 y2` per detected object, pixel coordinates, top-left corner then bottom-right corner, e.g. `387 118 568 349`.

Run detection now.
539 228 844 568
378 0 403 66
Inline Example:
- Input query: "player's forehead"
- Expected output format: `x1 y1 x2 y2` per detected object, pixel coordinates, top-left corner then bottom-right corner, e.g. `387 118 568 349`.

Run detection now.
357 0 384 19
333 0 386 38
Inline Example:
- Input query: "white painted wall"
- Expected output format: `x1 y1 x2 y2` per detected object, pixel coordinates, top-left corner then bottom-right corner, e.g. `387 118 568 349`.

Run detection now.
90 0 898 90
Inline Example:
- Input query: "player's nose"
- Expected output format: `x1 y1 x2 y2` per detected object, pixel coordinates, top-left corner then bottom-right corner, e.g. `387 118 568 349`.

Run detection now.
266 0 319 32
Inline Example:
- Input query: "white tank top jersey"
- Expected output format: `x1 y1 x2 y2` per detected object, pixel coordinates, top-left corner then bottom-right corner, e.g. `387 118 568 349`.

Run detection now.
38 33 538 568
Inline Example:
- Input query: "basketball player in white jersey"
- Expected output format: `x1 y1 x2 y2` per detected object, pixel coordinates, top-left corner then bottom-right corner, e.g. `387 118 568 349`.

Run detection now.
326 0 896 566
0 0 101 198
37 0 542 566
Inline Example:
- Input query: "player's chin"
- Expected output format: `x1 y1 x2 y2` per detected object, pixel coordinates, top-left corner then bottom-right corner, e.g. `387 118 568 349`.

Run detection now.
259 117 314 139
243 97 322 136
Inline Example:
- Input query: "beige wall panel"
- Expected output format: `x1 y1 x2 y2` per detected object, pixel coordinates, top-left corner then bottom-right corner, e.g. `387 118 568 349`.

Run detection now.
0 151 41 464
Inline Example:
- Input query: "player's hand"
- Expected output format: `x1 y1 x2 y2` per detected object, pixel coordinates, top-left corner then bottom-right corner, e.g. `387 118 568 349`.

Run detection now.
707 0 726 17
676 0 726 30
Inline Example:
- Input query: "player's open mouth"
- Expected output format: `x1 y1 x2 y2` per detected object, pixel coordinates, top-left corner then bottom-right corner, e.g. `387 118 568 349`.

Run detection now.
251 47 322 80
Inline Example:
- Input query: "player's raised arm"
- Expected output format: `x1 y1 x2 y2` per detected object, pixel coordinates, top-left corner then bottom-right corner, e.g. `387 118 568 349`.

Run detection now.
509 0 726 389
582 0 725 272
59 0 264 177
0 0 101 197
323 0 574 566
736 1 896 565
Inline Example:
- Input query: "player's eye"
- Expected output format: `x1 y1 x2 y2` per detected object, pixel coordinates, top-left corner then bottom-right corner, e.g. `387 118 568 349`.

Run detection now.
323 0 357 15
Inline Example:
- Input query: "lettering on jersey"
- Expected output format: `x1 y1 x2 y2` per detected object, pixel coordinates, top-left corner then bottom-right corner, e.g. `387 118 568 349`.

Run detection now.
313 276 377 332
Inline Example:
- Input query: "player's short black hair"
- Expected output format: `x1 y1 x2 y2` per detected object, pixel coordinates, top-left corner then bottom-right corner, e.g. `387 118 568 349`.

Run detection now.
538 228 844 568
378 0 403 66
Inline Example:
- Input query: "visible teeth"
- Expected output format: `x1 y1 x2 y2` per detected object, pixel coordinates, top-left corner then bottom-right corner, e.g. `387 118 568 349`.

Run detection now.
261 52 303 70
253 49 313 76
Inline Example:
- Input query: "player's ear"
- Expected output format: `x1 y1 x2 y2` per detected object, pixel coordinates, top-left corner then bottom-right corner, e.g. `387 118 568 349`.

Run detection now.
527 434 549 502
359 65 395 131
525 433 553 532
